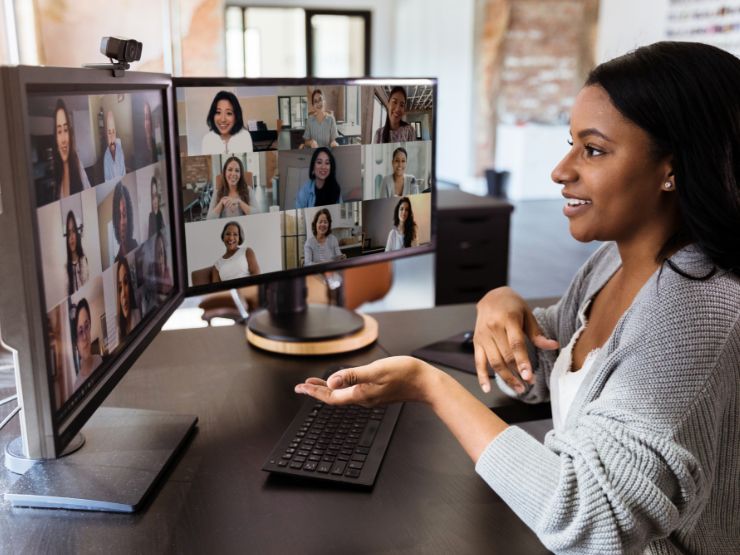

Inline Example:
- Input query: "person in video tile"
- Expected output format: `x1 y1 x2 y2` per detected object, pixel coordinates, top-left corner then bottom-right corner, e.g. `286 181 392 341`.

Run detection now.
304 208 346 266
208 156 252 218
116 257 140 342
65 210 89 295
201 90 254 155
148 175 165 237
294 147 343 208
211 221 260 283
373 86 416 144
385 196 418 252
303 89 339 149
52 98 91 199
103 111 126 181
71 297 102 391
153 231 173 295
380 147 419 198
143 102 158 164
113 182 139 260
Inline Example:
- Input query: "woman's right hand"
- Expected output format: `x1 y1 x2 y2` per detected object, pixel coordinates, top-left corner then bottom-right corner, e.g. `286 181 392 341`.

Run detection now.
473 287 559 394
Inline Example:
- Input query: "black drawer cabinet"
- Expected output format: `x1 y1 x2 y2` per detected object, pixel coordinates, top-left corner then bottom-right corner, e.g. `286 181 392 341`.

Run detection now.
435 189 514 305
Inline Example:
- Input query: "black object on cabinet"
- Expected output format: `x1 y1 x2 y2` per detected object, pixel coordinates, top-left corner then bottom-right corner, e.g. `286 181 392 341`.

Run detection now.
435 189 514 305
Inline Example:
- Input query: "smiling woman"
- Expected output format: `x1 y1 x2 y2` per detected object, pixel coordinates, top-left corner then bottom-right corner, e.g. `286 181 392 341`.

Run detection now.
211 221 261 283
201 90 254 155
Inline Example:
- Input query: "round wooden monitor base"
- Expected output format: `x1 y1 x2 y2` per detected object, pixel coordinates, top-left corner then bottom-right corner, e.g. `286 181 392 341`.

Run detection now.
246 313 378 355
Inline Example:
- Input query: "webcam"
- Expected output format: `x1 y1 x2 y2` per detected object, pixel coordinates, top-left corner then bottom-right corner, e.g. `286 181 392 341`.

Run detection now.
101 37 142 65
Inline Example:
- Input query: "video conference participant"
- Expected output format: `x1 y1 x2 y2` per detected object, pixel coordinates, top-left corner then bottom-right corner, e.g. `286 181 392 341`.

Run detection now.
153 231 173 295
302 89 339 149
373 86 416 144
103 111 126 181
65 210 89 295
211 221 260 282
304 208 346 266
116 256 141 343
148 175 165 237
201 90 254 155
380 147 418 198
296 42 740 554
295 147 343 208
113 182 139 260
208 156 252 218
385 197 418 252
71 297 102 391
52 98 91 199
143 102 158 164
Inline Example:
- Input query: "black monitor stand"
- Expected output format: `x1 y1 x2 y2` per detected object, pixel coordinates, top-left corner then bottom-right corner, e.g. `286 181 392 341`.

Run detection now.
246 276 378 355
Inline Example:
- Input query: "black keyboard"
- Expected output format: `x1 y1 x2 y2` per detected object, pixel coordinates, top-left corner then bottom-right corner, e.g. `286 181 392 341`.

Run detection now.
263 399 403 487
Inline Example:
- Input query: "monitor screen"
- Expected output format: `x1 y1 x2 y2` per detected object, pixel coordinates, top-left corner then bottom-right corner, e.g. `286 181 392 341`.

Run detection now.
0 66 184 456
174 79 436 293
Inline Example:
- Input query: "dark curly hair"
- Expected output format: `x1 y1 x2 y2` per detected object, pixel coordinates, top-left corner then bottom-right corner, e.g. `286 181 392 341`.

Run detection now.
52 98 85 197
112 182 135 245
393 196 417 248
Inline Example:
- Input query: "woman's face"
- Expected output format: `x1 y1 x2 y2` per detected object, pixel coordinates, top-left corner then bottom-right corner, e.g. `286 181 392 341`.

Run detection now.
313 152 331 183
225 160 241 190
118 196 128 241
55 108 70 163
67 218 77 253
118 264 130 319
316 213 329 237
551 85 675 245
398 201 410 223
222 224 240 253
387 91 407 127
392 151 407 176
312 92 324 112
214 99 236 138
151 183 160 213
76 306 92 360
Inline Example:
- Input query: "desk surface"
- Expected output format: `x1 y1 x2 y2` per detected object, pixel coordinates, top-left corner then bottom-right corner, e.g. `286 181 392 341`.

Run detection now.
0 304 550 554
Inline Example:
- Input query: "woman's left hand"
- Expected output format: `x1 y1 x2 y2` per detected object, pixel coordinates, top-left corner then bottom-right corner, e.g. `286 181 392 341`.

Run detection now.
295 356 438 407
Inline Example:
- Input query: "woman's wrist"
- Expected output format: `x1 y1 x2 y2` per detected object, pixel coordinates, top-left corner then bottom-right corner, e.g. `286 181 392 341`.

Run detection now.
415 359 448 406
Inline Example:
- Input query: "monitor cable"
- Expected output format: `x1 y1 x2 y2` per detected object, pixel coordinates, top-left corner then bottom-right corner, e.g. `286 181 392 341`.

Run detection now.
0 394 20 431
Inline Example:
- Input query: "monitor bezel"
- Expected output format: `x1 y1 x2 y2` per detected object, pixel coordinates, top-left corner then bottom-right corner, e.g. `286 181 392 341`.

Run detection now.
172 76 438 298
0 65 186 458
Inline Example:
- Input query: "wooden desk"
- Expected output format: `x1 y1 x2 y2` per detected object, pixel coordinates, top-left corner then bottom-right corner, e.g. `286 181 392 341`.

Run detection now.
0 305 549 554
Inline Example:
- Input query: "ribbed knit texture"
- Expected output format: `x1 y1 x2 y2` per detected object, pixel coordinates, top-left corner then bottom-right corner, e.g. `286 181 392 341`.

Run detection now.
476 242 740 554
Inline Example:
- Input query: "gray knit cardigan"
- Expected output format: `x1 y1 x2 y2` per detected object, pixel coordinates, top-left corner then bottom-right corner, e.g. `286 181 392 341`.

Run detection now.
475 242 740 554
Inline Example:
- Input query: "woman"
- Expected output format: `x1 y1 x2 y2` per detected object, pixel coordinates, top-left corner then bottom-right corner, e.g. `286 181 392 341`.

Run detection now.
52 99 91 199
294 147 343 209
143 102 158 164
211 221 260 283
373 86 416 144
153 231 173 295
385 197 418 252
208 156 252 218
113 182 138 260
296 42 740 554
65 210 89 295
116 256 140 342
304 208 346 266
71 298 102 391
147 175 165 237
380 147 418 198
201 90 253 155
302 89 339 149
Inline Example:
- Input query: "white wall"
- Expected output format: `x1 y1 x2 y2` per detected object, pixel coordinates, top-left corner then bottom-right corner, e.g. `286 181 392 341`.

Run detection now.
596 0 669 63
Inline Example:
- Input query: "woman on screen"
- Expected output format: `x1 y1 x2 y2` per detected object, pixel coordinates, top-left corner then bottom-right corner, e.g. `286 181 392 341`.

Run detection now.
208 156 252 218
294 147 342 209
211 221 260 283
385 197 417 252
373 86 416 144
72 298 102 391
148 175 165 237
113 182 139 260
143 102 158 164
380 147 418 198
304 209 346 266
153 231 173 295
65 210 89 295
116 257 140 342
302 89 339 149
296 42 740 553
52 99 91 199
201 91 253 155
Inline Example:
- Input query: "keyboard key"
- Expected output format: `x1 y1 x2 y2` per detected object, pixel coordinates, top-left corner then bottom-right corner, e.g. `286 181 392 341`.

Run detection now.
317 462 332 473
331 461 347 475
359 420 380 447
351 453 367 462
303 462 317 472
345 468 361 478
290 461 303 469
348 461 364 470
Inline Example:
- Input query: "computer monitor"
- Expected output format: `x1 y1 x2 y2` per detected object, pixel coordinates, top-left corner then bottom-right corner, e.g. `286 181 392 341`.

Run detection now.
174 78 436 352
0 65 195 511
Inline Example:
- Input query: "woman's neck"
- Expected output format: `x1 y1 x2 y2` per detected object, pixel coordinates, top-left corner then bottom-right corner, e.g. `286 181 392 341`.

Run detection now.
71 251 78 263
315 178 325 189
61 163 70 197
317 233 327 244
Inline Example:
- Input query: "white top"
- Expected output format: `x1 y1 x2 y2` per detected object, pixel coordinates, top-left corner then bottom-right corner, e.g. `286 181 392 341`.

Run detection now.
214 250 250 281
304 234 342 265
380 174 418 198
385 228 405 251
200 129 254 155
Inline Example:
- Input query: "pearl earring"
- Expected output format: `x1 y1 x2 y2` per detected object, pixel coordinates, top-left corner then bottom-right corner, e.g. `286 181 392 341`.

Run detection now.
664 182 673 190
